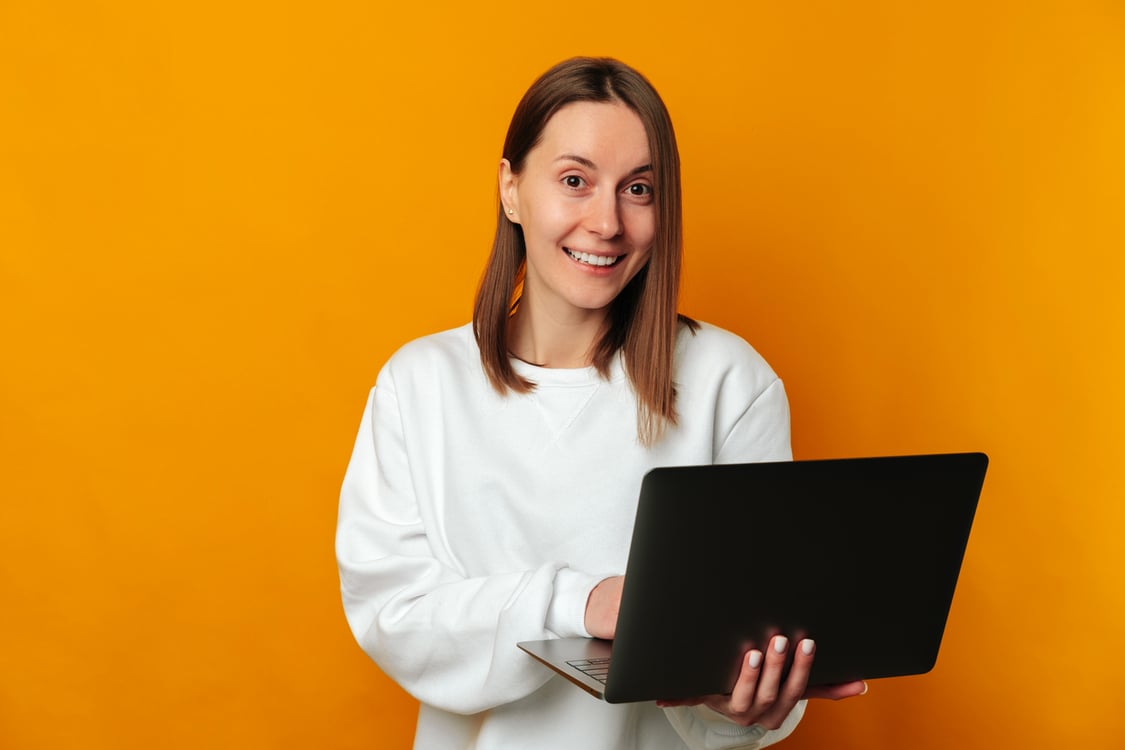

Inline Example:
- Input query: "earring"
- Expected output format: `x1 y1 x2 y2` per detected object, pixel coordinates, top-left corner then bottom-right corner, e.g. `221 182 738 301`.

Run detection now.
507 208 514 215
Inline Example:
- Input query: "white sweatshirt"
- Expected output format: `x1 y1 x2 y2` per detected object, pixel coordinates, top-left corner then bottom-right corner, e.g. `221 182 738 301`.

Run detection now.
337 321 804 750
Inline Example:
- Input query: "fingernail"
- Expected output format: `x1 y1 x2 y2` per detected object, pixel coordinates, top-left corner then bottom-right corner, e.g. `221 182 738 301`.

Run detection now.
861 681 869 695
748 650 763 669
801 639 815 656
774 636 788 654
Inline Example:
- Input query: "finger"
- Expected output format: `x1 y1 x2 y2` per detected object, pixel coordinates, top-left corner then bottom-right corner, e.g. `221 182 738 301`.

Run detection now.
752 637 813 730
805 680 868 701
752 635 788 710
779 638 815 702
727 649 763 713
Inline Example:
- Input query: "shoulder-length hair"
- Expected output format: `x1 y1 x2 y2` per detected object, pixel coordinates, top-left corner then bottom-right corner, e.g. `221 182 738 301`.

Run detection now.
472 56 696 445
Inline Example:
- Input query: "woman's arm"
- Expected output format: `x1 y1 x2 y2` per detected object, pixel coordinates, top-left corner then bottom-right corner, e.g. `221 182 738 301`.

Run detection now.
336 384 602 715
713 377 793 465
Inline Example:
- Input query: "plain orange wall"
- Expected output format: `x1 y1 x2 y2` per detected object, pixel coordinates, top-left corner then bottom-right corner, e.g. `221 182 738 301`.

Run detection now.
2 1 1123 748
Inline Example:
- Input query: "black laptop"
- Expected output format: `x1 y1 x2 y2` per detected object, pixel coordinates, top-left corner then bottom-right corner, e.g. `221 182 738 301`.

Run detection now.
518 452 988 703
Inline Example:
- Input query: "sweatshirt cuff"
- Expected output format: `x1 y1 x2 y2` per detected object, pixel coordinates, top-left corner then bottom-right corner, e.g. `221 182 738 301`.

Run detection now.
662 701 806 750
545 567 602 638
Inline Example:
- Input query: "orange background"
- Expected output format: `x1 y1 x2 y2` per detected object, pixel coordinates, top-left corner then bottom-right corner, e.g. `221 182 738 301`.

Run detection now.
2 1 1123 748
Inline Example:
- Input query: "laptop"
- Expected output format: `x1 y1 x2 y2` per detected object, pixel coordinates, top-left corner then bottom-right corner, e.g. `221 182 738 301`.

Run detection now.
518 452 988 703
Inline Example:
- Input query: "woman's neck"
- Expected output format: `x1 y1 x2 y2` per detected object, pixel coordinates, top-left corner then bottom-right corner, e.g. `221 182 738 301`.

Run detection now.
507 302 608 369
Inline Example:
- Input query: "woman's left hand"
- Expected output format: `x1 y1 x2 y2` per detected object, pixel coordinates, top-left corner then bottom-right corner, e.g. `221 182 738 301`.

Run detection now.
656 635 867 729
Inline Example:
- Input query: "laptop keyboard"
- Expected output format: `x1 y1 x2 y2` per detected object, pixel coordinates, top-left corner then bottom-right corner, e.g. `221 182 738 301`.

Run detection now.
566 657 611 684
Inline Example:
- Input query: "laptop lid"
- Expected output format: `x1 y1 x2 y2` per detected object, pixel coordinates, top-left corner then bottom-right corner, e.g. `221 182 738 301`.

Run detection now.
519 452 988 704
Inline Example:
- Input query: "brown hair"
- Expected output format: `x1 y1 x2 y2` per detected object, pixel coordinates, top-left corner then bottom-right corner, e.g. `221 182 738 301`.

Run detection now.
472 57 696 445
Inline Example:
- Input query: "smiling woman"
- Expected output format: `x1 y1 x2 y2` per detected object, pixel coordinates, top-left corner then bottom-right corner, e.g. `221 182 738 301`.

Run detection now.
335 56 864 750
475 58 692 445
500 101 656 366
2 3 1122 748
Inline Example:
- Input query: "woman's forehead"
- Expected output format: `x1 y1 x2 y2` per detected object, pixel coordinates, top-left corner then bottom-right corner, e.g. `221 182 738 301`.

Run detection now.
533 101 651 170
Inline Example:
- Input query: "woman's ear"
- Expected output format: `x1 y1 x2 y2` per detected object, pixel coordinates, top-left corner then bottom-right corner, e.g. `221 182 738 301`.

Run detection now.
499 159 520 223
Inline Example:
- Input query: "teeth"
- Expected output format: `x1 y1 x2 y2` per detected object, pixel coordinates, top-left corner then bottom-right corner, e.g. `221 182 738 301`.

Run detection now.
565 248 621 267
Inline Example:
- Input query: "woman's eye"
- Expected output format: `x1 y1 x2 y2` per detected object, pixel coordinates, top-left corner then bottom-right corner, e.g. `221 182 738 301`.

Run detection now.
563 175 584 189
627 183 653 197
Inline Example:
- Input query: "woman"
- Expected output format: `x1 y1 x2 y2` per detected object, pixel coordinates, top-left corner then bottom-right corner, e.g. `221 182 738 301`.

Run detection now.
336 57 865 750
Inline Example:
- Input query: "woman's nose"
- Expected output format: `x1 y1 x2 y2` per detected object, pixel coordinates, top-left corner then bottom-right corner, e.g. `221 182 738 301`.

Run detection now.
585 191 623 239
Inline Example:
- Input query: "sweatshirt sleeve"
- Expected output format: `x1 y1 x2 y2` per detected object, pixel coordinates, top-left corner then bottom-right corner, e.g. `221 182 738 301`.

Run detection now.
715 377 793 464
663 702 807 750
335 382 601 715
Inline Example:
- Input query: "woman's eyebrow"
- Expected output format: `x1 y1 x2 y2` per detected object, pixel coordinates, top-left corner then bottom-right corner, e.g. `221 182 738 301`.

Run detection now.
554 154 653 176
555 154 598 169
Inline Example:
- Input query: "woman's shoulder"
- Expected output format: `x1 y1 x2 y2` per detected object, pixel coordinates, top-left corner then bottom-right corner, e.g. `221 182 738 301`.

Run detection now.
675 319 778 378
379 323 479 382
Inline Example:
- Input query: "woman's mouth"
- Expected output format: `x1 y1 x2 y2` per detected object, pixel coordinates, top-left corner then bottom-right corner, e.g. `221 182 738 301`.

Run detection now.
564 248 623 267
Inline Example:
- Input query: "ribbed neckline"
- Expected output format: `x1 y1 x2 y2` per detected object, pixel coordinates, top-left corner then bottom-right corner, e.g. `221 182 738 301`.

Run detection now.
508 352 627 387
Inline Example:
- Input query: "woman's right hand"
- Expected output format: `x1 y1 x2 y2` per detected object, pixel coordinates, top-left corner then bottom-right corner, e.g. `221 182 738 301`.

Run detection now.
584 575 624 639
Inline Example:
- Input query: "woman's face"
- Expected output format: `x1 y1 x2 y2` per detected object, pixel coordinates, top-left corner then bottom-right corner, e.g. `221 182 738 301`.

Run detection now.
501 101 656 325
